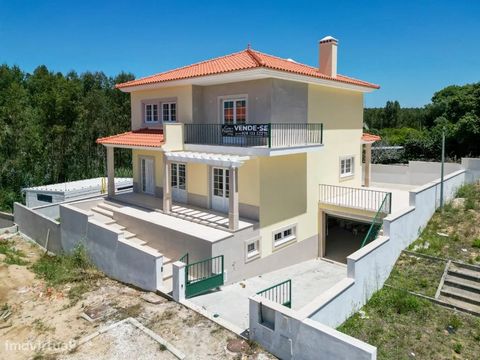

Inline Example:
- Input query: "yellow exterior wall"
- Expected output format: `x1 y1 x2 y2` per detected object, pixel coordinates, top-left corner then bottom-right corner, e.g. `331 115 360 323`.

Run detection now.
132 149 164 188
238 158 260 207
186 163 208 197
130 85 193 130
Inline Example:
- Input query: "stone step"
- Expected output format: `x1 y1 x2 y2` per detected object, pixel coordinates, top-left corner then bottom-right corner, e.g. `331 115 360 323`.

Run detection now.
102 200 124 208
438 295 480 317
444 274 480 294
91 207 114 218
122 231 137 240
97 202 121 212
91 212 116 225
441 285 480 306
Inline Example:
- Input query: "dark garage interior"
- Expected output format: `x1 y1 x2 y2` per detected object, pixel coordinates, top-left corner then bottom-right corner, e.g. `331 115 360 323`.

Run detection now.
324 214 371 264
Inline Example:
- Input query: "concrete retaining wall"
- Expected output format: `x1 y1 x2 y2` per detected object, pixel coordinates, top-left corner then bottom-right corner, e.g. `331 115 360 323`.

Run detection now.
308 169 467 328
14 203 62 253
249 296 376 360
60 204 163 291
0 211 14 229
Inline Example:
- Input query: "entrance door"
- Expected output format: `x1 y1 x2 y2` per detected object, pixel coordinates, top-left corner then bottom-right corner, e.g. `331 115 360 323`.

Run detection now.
171 163 187 204
211 167 229 213
141 158 155 195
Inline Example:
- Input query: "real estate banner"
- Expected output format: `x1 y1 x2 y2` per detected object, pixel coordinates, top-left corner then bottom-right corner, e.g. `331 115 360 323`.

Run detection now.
221 124 270 137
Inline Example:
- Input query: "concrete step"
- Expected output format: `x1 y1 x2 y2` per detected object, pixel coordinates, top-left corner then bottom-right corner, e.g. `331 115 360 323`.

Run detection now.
91 206 114 218
102 200 124 208
91 212 116 225
122 231 137 239
438 294 480 317
126 237 147 246
98 202 121 212
440 285 480 306
448 264 480 282
444 274 480 294
109 223 126 231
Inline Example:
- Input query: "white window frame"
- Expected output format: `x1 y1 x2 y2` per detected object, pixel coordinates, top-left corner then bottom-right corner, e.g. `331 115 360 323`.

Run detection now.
220 96 248 124
144 103 160 123
340 156 354 178
245 238 260 262
272 224 297 249
162 102 177 122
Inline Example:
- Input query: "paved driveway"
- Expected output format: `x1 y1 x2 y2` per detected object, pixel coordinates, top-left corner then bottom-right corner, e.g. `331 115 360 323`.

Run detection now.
187 258 347 331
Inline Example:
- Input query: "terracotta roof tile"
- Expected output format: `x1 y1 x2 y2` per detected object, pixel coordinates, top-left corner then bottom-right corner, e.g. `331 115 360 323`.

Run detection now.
116 48 379 90
96 128 164 148
362 133 382 142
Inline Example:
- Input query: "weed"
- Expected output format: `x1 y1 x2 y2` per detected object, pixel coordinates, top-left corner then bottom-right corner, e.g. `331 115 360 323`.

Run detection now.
472 239 480 248
32 245 102 304
159 309 175 321
32 319 55 333
159 344 167 351
0 240 28 265
210 327 222 335
453 342 462 354
447 314 463 330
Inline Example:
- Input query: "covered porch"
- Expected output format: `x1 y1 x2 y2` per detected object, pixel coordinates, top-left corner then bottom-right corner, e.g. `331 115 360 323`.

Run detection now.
96 127 253 232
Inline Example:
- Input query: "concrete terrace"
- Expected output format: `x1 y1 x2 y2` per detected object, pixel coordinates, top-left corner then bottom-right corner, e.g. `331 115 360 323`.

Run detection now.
187 258 347 332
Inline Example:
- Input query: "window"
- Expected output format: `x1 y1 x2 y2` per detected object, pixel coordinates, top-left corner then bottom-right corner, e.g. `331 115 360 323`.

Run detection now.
340 156 354 177
37 194 53 203
273 225 297 248
145 103 159 123
222 99 246 125
245 238 260 261
171 163 186 190
163 102 177 122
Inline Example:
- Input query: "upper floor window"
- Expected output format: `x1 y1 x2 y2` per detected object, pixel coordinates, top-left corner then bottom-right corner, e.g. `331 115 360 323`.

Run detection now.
163 102 177 122
340 156 354 177
145 103 159 123
223 99 246 125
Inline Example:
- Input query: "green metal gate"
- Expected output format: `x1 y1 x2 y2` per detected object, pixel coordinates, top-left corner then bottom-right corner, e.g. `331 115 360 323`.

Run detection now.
256 279 292 308
185 255 224 298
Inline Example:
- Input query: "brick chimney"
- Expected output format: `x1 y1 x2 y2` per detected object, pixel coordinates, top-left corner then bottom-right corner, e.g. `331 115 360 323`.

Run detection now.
319 36 338 77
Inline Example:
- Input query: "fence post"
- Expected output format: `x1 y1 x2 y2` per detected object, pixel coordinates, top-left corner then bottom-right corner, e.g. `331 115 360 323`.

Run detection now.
172 261 186 302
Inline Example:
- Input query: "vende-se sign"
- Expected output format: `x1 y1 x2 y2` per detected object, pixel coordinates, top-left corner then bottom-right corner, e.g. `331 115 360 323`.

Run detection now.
221 124 270 137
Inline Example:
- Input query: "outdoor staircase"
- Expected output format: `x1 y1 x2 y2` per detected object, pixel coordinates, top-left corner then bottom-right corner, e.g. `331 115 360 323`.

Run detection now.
438 262 480 316
90 200 174 292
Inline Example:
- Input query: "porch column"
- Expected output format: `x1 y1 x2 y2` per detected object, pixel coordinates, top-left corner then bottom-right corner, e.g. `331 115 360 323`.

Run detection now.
107 146 115 197
163 153 172 214
228 166 239 231
364 143 372 187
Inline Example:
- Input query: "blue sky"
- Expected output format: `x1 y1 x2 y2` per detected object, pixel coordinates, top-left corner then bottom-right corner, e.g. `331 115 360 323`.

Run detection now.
0 0 479 107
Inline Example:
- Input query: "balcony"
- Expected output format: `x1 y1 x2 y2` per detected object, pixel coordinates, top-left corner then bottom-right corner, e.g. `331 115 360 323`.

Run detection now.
319 184 392 214
184 123 323 149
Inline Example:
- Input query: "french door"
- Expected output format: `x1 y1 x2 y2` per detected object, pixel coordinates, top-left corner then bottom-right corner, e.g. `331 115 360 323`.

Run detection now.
171 163 187 203
211 167 229 213
141 158 155 195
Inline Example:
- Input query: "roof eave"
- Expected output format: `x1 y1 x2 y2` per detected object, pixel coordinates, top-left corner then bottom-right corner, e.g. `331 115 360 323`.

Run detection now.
116 68 380 93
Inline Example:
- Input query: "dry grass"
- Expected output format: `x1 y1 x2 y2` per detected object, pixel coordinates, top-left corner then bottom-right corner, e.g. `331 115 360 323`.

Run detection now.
386 252 446 297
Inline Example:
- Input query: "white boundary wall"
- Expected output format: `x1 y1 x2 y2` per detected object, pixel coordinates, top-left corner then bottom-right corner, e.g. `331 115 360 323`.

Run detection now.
250 158 480 360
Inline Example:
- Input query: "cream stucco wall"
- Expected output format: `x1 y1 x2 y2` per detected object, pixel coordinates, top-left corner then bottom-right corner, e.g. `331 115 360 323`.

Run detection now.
132 149 164 189
130 85 193 130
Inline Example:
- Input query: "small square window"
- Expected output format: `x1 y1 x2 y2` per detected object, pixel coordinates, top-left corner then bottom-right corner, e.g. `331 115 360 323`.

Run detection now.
246 239 260 261
340 156 354 177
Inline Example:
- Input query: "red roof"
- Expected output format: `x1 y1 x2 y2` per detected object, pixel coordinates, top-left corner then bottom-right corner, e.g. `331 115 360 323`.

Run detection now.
362 133 382 142
96 128 164 148
116 48 380 90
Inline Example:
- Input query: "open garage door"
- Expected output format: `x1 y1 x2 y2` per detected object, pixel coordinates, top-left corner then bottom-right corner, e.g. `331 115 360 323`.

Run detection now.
324 214 371 264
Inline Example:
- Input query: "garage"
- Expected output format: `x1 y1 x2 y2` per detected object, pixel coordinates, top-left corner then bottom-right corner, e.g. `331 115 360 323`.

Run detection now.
323 213 371 264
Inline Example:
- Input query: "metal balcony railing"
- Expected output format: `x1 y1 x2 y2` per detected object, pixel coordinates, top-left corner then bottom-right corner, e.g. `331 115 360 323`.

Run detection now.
184 123 323 148
319 184 392 214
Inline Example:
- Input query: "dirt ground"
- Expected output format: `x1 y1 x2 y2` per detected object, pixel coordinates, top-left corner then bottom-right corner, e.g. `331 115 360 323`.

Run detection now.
0 233 275 360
